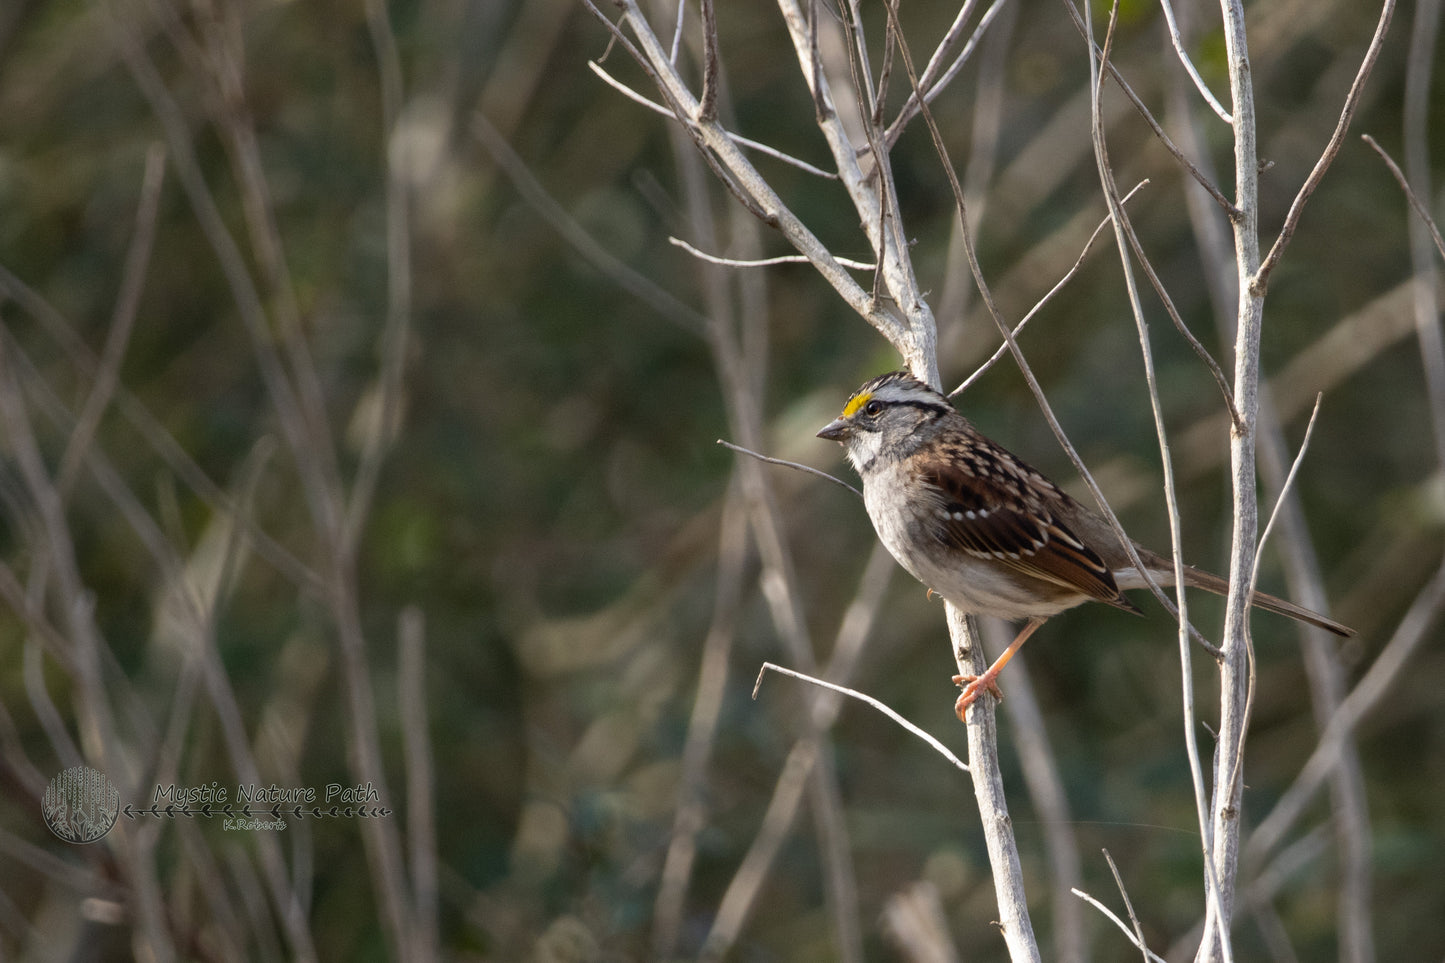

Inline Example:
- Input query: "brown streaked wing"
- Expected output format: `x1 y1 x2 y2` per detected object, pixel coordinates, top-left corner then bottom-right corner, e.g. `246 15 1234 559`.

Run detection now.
916 454 1130 607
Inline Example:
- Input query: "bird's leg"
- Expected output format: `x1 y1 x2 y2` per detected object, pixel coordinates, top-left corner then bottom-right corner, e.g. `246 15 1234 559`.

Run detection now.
953 617 1046 720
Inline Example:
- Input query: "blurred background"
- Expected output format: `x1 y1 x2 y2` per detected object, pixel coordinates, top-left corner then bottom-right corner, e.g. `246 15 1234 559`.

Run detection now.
0 0 1442 959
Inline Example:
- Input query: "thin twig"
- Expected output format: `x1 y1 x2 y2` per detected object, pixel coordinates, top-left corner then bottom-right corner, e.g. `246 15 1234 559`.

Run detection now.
1363 133 1445 264
1251 0 1396 296
1155 0 1231 122
671 236 874 270
835 0 895 312
475 110 709 334
652 484 749 959
1088 11 1231 951
1111 191 1242 430
933 0 1017 337
1072 887 1169 963
702 545 896 960
1102 849 1152 963
884 0 1012 149
56 144 166 501
1254 394 1374 962
754 663 969 773
698 0 719 120
347 0 415 550
1248 395 1322 602
1060 0 1237 217
589 60 839 178
872 3 896 127
717 439 862 498
978 619 1085 963
399 608 438 963
669 0 686 63
949 179 1149 398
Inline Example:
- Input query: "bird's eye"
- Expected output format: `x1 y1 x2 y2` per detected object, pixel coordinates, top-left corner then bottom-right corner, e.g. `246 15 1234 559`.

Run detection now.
864 400 883 417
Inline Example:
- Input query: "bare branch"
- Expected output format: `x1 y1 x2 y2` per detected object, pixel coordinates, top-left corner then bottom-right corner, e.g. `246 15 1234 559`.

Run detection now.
1073 887 1169 963
1060 0 1237 216
698 0 719 120
702 545 896 959
56 144 166 501
1087 10 1229 953
1155 0 1231 122
1251 0 1397 296
474 111 709 334
581 0 919 358
1208 0 1265 952
754 663 970 773
1363 133 1445 265
671 236 874 270
653 485 749 959
1103 848 1152 963
1249 394 1323 599
949 179 1149 399
590 61 840 176
884 0 1012 149
717 440 862 499
399 608 438 963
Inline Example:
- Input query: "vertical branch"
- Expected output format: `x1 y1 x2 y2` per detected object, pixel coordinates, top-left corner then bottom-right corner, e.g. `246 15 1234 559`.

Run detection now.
55 144 166 500
1085 4 1231 953
698 0 719 121
949 609 1039 963
113 5 416 956
700 544 895 960
979 619 1084 963
1206 7 1264 962
0 357 175 963
1403 0 1445 465
1169 9 1374 957
660 31 863 951
652 484 749 959
399 607 438 962
347 0 415 545
774 0 941 385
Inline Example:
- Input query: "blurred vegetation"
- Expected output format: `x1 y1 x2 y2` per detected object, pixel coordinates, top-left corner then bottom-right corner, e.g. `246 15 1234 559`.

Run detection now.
0 0 1442 959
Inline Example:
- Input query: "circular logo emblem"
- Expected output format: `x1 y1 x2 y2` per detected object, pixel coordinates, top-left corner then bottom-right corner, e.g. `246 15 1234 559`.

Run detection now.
43 766 119 843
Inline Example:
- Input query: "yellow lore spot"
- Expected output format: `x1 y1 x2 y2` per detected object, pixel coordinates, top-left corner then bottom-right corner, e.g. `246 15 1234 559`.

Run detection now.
841 391 874 418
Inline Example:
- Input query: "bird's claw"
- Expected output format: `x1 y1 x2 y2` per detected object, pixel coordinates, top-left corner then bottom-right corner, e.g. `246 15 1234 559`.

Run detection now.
951 673 1004 720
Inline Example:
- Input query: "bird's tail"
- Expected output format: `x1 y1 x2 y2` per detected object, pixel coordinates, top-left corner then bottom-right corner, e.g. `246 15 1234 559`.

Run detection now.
1174 564 1354 638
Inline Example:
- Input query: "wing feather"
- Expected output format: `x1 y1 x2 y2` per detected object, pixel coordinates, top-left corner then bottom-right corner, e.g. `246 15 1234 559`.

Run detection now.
916 449 1130 608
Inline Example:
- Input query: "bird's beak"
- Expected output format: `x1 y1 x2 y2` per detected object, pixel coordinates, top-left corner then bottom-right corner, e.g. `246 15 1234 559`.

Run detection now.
816 417 851 442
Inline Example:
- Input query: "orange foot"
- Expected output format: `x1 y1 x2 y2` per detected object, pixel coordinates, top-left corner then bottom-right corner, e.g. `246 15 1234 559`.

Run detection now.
952 672 1005 720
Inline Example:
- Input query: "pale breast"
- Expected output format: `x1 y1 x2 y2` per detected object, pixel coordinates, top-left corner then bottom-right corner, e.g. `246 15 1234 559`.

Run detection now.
862 468 1092 620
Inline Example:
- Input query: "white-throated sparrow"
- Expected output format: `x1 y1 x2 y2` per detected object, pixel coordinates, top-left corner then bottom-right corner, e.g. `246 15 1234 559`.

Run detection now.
817 370 1354 718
